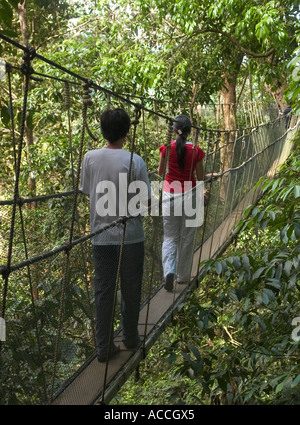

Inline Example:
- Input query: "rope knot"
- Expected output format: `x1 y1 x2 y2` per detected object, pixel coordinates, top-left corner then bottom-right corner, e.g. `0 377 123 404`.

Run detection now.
21 46 36 76
119 216 128 225
81 79 98 141
64 81 71 109
164 119 173 146
131 104 142 126
16 197 25 206
0 265 10 280
82 79 93 107
62 241 72 253
27 46 36 61
134 102 143 111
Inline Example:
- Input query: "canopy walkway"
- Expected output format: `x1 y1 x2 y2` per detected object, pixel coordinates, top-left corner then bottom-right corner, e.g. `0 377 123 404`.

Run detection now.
0 34 299 405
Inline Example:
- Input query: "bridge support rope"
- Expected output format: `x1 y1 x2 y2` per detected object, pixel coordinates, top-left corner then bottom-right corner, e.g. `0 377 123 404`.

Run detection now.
0 33 298 405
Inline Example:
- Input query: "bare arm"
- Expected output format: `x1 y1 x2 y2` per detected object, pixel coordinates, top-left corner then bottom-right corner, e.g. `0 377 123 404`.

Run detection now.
158 153 166 177
204 172 219 181
196 161 204 181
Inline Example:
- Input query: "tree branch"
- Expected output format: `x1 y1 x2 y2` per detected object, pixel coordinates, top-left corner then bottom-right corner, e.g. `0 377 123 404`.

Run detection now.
0 83 18 99
36 17 101 49
192 28 276 58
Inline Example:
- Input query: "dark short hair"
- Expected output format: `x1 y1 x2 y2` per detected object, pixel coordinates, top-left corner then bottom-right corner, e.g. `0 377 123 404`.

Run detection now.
100 108 131 143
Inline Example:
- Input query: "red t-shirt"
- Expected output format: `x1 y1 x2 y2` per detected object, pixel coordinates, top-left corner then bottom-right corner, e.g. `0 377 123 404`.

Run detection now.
159 141 205 193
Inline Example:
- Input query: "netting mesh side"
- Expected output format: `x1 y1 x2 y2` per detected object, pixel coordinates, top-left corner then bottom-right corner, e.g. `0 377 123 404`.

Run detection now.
193 118 295 260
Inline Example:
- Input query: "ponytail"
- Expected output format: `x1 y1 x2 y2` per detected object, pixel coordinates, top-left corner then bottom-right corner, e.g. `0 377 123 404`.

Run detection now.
176 134 187 171
173 115 192 171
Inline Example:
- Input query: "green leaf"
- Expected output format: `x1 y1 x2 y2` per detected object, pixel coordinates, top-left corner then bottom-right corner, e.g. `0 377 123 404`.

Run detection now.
168 353 177 364
252 267 265 280
272 179 281 192
0 4 12 26
268 210 276 221
242 255 251 271
187 344 202 361
284 260 292 277
228 290 239 302
261 291 269 305
232 257 241 270
294 186 300 198
294 224 300 238
217 377 228 392
221 260 228 272
263 288 276 301
293 256 299 269
281 186 294 202
266 278 281 290
259 346 270 356
291 374 300 389
215 261 223 275
251 316 267 331
243 204 253 216
251 207 259 218
1 105 10 126
26 111 34 130
275 376 290 394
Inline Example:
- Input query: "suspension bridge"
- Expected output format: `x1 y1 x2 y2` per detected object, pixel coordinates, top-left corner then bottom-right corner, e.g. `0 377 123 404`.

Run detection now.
0 34 299 405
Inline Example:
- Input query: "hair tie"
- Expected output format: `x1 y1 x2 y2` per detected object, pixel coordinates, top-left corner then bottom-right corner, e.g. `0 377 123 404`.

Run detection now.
177 129 182 135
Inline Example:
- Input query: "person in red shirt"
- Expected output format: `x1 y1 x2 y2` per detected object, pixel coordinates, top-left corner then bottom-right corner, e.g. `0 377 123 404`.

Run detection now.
158 115 206 291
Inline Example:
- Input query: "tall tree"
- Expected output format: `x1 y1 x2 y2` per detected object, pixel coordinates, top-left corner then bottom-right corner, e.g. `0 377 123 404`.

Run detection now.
1 0 77 198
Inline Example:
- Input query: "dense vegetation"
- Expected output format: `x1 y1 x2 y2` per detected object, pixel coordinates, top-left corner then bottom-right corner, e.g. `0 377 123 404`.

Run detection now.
112 136 300 405
0 0 299 405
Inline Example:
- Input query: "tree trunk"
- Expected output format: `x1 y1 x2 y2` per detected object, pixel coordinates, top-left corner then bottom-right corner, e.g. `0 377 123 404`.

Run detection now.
219 71 238 201
219 53 243 202
265 80 289 112
216 93 221 126
221 73 238 132
18 1 29 42
189 81 199 142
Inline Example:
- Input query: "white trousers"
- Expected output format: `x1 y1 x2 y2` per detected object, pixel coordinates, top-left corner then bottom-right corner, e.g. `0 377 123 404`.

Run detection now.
161 192 197 282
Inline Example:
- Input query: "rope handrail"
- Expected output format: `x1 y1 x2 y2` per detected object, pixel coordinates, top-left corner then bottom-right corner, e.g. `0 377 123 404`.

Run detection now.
8 61 280 112
0 171 157 206
0 32 281 135
5 59 281 134
0 191 75 206
0 215 132 275
0 115 291 208
0 118 294 278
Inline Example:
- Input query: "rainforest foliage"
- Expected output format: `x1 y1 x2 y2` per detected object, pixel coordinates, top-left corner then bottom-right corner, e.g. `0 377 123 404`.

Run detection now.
0 0 299 405
113 137 300 405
